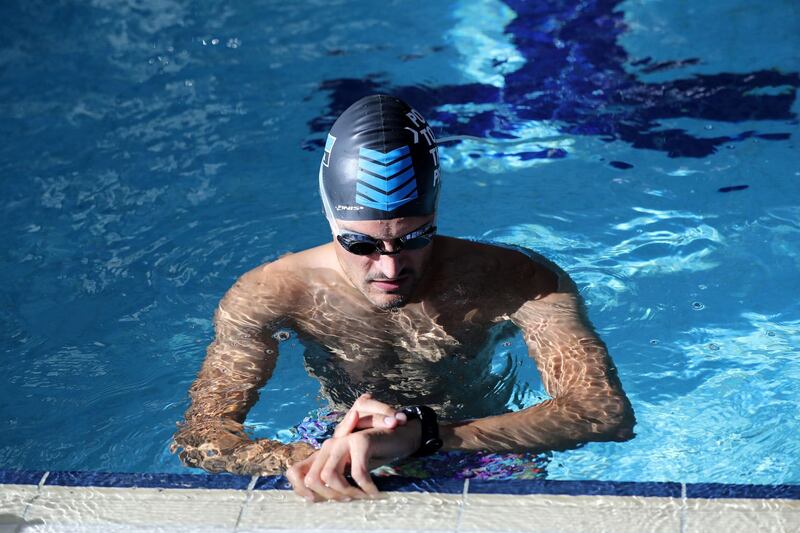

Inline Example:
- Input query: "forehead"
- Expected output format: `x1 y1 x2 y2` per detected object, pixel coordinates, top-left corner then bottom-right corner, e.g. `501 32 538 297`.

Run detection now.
336 215 434 239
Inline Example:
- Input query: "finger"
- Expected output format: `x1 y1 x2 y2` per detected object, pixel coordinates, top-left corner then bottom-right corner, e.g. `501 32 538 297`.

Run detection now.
285 460 317 503
354 413 402 430
333 393 390 437
320 446 369 500
305 445 351 501
336 397 401 435
333 407 359 438
353 396 398 419
348 435 380 497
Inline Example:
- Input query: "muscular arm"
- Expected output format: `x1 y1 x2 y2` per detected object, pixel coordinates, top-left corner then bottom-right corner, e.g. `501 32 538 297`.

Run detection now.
171 267 314 475
440 262 635 453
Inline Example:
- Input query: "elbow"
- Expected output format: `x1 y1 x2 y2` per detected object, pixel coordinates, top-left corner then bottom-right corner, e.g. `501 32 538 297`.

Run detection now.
573 393 636 443
599 394 636 442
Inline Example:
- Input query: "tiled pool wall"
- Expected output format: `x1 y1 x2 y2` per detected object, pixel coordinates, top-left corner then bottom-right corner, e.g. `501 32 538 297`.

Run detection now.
1 470 798 532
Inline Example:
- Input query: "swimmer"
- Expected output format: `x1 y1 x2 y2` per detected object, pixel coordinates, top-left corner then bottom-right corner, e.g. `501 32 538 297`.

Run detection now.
171 94 635 501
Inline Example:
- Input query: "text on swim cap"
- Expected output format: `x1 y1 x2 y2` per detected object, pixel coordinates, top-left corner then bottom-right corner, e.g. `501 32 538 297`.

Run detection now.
405 108 440 189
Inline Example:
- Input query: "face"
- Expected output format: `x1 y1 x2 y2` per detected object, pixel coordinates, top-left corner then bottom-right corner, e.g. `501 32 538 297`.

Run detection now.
332 215 436 310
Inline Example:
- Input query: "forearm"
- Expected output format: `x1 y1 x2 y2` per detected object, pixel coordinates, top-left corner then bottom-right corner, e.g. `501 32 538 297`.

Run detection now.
440 393 634 454
172 417 315 475
174 326 312 475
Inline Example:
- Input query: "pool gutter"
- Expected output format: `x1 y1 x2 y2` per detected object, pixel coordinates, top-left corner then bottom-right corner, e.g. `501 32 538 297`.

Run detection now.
1 470 798 532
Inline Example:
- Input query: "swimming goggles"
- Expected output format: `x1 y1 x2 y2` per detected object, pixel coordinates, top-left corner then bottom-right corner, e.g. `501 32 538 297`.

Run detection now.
336 222 437 256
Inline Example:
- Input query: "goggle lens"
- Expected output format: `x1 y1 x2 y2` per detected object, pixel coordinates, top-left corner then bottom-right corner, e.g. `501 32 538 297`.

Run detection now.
348 241 381 256
337 224 436 256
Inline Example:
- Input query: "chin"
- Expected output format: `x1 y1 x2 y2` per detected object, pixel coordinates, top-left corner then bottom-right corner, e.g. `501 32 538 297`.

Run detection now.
369 292 408 310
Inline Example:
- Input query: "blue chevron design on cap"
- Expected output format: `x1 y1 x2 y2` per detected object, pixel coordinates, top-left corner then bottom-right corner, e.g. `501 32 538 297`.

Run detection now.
359 157 412 178
357 167 414 192
356 145 417 212
357 188 418 212
359 145 410 164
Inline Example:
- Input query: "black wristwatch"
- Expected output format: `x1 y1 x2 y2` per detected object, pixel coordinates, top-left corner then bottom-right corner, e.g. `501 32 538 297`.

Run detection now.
400 405 443 457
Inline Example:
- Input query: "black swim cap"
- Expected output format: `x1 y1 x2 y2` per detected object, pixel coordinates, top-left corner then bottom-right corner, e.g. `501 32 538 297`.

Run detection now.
319 94 440 224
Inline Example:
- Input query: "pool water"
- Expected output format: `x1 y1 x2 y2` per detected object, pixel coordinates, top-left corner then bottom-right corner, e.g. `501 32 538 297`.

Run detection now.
1 0 798 484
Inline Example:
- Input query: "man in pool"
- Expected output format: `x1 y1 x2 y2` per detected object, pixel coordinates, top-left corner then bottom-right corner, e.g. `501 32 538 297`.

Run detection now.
172 94 635 502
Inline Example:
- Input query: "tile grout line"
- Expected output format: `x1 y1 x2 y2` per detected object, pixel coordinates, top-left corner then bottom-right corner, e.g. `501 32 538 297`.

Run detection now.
20 471 48 522
233 475 259 532
680 482 687 533
453 478 469 533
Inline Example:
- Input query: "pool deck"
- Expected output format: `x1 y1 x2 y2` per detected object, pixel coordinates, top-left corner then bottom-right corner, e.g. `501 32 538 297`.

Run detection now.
1 470 798 532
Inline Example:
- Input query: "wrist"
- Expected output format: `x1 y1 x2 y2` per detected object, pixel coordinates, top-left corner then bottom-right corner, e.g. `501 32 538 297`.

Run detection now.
403 419 422 456
399 405 443 457
438 422 462 452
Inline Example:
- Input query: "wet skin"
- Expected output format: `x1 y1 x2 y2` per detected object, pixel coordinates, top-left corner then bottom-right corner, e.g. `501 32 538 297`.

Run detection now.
172 215 636 498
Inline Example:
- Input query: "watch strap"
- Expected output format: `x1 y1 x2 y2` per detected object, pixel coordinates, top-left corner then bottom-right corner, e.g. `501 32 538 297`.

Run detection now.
400 405 443 457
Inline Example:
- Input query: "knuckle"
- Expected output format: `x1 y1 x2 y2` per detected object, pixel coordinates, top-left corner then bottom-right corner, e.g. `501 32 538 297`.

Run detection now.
319 470 334 485
357 393 371 405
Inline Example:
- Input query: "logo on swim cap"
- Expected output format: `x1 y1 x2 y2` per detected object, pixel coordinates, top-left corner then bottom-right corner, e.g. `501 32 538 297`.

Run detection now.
355 145 417 212
322 134 336 167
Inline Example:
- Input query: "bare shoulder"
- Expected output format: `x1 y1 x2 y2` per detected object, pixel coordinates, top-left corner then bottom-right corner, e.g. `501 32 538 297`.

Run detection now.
251 243 333 279
224 243 335 317
436 236 568 298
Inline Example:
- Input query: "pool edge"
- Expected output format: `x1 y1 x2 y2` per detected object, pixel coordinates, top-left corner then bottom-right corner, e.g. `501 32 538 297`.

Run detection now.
1 469 797 499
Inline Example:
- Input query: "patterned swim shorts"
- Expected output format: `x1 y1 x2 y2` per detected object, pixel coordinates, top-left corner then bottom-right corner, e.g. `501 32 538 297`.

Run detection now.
289 409 549 481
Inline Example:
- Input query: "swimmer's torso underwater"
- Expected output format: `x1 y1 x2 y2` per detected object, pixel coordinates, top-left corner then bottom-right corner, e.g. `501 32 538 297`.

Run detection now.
171 95 635 499
287 236 553 420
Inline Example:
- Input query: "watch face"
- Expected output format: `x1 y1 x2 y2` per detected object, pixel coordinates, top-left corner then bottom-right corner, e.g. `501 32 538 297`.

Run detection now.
423 438 444 453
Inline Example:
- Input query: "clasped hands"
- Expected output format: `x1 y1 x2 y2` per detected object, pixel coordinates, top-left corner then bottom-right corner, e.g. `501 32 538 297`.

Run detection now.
285 393 421 502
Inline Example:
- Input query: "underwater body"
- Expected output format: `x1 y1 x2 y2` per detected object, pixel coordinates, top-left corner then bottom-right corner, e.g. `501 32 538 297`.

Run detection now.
0 0 798 484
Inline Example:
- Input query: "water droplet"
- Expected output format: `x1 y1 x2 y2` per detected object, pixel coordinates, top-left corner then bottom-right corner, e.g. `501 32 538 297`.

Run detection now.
708 343 720 351
226 38 241 49
211 38 220 45
691 302 705 310
649 339 659 345
704 124 713 130
766 331 776 337
698 284 707 290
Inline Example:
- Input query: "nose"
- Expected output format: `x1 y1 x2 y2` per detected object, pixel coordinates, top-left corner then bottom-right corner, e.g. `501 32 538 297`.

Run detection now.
376 242 404 279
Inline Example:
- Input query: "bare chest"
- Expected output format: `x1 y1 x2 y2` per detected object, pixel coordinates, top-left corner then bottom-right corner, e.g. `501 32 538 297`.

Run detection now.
291 298 494 363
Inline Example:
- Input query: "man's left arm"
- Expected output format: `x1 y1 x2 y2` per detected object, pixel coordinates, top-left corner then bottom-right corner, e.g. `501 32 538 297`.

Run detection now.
439 285 636 454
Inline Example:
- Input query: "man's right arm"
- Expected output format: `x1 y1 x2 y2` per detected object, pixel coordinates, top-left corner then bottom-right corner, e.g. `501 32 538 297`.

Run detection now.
171 266 315 475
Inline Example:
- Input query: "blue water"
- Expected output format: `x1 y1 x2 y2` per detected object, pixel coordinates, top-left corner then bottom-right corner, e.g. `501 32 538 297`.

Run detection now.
1 0 798 484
